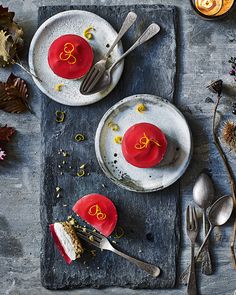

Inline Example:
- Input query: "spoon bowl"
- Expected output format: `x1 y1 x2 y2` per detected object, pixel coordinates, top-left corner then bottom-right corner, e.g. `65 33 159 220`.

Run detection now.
193 172 214 209
208 195 234 226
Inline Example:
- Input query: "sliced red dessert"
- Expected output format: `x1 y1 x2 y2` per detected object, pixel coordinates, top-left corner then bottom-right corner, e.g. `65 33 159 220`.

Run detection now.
122 122 167 168
50 222 83 264
48 34 93 79
72 193 118 237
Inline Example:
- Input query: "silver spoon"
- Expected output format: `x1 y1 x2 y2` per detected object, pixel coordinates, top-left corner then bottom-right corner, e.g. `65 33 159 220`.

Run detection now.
180 195 234 284
82 23 161 95
196 195 234 257
193 172 214 275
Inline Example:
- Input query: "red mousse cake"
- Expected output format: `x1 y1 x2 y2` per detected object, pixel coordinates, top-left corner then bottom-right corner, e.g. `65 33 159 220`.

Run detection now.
122 122 167 168
48 34 93 79
73 193 118 237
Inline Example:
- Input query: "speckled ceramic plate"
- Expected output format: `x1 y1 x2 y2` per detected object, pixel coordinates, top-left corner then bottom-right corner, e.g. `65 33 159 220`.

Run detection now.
28 10 124 106
95 94 193 192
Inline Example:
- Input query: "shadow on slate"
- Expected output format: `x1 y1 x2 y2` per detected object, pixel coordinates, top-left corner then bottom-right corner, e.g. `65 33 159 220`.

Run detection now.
39 4 180 290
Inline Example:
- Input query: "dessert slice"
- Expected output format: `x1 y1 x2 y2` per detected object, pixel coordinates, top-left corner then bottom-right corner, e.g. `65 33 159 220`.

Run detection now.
50 221 83 264
48 34 93 79
122 122 167 168
73 193 118 237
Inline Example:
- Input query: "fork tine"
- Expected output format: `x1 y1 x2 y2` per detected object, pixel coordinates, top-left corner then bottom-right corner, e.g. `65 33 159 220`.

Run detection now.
76 231 101 248
86 71 104 93
81 67 96 91
83 228 103 239
82 68 100 92
186 205 190 230
192 207 198 230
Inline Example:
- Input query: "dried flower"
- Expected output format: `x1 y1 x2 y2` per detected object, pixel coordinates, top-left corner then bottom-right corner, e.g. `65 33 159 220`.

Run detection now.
207 79 223 95
0 147 6 160
222 120 236 152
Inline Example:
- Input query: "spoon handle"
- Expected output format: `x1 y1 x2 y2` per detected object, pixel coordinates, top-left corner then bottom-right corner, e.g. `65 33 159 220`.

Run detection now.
201 211 213 275
109 23 160 72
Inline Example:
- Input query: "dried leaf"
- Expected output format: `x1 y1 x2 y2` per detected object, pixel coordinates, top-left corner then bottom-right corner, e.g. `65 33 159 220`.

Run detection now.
0 6 14 27
0 124 15 141
0 6 23 67
0 73 31 113
0 30 15 67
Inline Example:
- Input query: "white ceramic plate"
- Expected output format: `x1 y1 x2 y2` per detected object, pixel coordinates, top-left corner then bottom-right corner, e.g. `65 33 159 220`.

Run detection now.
95 94 193 192
28 10 124 106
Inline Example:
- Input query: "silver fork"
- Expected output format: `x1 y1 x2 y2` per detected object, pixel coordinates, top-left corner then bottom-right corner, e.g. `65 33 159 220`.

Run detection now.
186 205 199 295
80 11 137 94
76 227 161 277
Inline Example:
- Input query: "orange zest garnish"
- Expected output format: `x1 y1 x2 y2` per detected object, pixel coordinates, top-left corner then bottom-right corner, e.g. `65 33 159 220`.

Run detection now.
88 204 106 220
59 42 77 64
134 133 161 150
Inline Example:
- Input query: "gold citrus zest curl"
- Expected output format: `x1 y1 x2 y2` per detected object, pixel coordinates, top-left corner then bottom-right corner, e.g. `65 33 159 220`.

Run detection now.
88 204 106 220
75 134 85 142
83 26 95 40
59 42 77 64
136 103 146 113
114 136 122 144
135 133 161 149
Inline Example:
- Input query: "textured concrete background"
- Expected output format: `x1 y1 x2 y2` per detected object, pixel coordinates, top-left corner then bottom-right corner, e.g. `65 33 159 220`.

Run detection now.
0 0 236 294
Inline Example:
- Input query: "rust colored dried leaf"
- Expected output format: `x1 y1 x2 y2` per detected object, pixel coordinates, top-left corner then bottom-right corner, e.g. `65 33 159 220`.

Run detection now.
0 73 31 113
0 124 15 141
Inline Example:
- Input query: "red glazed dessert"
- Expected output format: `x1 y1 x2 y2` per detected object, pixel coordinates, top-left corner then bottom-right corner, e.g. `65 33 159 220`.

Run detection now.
50 221 83 264
48 34 93 79
72 193 118 237
121 122 167 168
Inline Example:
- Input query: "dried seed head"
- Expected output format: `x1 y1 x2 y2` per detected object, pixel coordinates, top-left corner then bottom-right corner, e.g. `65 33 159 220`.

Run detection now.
222 120 236 152
207 80 223 95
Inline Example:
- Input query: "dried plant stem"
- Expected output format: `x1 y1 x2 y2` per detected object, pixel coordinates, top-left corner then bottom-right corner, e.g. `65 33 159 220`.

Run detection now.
212 95 236 269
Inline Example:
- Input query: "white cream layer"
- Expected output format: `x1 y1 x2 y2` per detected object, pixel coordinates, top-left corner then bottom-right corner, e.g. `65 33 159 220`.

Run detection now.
54 223 76 261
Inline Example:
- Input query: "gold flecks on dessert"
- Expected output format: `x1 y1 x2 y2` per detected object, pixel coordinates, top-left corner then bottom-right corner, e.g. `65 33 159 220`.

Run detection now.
136 103 146 113
54 83 64 92
83 26 95 40
114 136 122 144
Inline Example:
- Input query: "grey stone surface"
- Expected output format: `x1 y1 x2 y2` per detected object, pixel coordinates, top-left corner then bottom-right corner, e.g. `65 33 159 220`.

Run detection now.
40 4 179 290
0 0 236 295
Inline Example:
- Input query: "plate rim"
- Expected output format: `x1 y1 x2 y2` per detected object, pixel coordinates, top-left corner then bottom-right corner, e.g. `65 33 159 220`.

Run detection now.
95 94 193 193
28 9 124 106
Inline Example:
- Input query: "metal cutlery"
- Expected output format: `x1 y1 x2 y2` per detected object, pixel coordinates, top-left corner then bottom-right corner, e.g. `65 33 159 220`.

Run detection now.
193 172 214 275
80 11 137 94
82 23 161 95
180 195 234 285
76 227 161 277
186 205 199 295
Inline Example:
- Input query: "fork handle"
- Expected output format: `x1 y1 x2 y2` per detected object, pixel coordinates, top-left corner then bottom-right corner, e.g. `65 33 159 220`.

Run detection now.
186 243 198 295
105 12 137 58
112 248 160 277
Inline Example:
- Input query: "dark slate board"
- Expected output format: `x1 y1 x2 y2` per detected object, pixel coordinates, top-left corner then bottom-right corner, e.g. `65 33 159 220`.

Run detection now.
40 5 179 290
